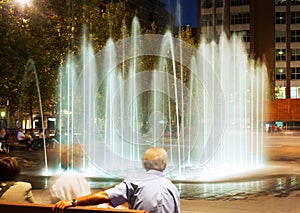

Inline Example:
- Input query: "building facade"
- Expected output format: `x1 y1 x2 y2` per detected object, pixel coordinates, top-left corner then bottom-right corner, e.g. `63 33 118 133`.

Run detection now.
108 0 175 33
197 0 275 91
127 0 175 32
275 0 300 99
197 0 300 127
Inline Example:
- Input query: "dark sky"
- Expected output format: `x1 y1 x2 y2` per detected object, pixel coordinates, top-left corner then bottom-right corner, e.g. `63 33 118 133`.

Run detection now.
160 0 198 27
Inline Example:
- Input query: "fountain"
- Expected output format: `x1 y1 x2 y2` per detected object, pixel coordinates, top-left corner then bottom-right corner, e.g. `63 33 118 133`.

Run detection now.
55 17 268 181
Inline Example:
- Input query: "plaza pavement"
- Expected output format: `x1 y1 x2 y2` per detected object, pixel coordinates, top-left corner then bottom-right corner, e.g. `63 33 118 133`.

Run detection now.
5 134 300 212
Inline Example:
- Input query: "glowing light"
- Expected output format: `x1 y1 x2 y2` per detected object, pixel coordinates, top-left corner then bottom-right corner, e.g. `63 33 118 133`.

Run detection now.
278 50 284 55
15 0 32 7
0 111 5 117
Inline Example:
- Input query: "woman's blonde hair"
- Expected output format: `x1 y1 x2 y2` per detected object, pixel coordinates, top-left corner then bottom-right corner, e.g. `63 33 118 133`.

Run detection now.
142 147 167 172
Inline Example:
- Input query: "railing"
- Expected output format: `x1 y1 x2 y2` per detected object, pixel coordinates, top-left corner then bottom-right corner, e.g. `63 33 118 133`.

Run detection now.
0 202 148 213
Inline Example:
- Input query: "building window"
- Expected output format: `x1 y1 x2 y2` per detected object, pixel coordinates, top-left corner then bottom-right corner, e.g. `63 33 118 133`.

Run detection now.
275 86 286 99
202 14 212 26
243 32 250 43
245 48 250 55
291 49 300 61
291 12 300 24
291 67 300 79
202 0 212 8
202 32 213 43
276 49 286 61
216 14 223 25
231 13 250 24
291 0 300 5
232 30 250 42
291 86 300 98
216 0 223 7
276 12 286 24
275 0 286 6
276 31 286 42
276 68 286 80
291 30 300 42
230 0 250 6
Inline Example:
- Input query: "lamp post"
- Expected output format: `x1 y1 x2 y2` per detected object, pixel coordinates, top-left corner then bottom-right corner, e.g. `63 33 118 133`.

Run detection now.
6 100 9 128
0 110 6 128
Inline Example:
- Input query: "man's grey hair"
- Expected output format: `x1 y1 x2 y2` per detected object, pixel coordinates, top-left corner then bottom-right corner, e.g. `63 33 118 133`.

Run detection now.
142 147 167 172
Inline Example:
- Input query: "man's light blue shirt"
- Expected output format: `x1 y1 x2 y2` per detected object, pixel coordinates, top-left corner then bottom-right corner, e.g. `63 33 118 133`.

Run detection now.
105 170 180 213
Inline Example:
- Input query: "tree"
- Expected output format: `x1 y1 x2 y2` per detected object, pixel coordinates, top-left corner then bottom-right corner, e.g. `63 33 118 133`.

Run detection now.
0 0 135 127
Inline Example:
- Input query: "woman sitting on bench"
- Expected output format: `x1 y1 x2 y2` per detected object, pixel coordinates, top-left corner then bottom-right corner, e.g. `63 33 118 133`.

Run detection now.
0 156 35 203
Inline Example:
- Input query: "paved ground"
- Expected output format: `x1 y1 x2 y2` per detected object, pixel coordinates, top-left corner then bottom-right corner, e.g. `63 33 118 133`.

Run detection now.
3 134 300 212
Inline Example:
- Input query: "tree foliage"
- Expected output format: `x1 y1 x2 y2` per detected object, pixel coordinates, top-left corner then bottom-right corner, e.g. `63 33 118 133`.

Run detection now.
0 0 135 127
0 0 196 127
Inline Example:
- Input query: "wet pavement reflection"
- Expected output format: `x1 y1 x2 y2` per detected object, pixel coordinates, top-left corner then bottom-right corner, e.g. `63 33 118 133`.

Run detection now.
177 176 300 199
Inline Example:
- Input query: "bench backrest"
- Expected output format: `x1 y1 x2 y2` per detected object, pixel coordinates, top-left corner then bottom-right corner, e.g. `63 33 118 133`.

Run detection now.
0 202 148 213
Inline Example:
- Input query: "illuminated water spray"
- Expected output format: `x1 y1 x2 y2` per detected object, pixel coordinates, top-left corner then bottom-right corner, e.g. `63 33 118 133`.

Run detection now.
56 18 267 181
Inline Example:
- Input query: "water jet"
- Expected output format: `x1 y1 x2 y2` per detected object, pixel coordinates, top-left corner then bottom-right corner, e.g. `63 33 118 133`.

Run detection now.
55 18 267 181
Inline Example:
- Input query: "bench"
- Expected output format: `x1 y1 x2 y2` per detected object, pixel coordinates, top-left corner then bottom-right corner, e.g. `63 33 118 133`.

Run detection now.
7 138 26 151
6 129 27 151
0 201 148 213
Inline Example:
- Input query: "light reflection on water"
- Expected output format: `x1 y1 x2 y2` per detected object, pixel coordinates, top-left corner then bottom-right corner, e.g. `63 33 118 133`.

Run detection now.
20 175 300 199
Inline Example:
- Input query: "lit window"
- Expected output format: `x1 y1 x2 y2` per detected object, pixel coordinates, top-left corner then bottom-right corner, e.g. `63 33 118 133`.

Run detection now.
276 12 286 24
276 68 286 80
275 86 286 99
276 49 286 61
291 86 300 98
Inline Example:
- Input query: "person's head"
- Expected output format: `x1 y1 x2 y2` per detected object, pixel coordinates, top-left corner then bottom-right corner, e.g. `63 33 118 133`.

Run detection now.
0 157 21 181
19 128 23 132
0 128 6 134
142 147 167 172
60 143 84 170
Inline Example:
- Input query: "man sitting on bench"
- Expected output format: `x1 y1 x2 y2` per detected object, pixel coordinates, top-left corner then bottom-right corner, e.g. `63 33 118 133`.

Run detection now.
17 128 32 151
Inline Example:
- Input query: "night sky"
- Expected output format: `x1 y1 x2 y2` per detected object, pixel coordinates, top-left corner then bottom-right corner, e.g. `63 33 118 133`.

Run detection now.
161 0 198 27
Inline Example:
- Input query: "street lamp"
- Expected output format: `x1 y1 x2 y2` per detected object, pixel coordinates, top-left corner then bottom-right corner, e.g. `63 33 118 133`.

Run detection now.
0 111 5 118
